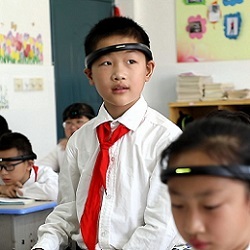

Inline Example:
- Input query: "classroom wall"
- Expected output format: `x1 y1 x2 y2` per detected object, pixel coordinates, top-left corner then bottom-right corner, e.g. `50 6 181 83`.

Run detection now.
115 0 250 117
0 0 57 159
2 0 250 159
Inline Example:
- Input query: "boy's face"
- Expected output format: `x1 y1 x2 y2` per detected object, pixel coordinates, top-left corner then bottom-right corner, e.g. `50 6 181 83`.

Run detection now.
0 148 33 185
167 150 250 250
84 35 155 118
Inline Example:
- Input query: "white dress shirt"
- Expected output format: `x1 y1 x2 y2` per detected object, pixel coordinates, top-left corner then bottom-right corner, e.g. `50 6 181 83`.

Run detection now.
0 165 58 201
37 143 65 172
33 96 182 250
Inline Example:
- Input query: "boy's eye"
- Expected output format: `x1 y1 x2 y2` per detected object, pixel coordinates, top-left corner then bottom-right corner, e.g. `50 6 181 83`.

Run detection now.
101 61 112 66
128 59 136 64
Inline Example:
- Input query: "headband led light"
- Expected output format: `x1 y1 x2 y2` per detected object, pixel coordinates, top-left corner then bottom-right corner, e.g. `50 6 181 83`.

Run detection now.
0 153 37 162
161 165 250 183
85 43 153 68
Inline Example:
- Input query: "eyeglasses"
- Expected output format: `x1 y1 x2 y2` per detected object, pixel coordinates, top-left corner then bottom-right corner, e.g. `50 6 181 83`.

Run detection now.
62 119 88 129
0 160 25 172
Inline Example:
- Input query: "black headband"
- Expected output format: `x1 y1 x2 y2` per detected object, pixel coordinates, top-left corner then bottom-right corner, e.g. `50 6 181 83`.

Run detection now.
0 153 37 162
85 43 153 68
64 111 95 121
161 165 250 183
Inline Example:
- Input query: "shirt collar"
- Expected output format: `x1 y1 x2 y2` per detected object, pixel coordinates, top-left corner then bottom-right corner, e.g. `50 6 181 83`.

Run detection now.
94 96 148 132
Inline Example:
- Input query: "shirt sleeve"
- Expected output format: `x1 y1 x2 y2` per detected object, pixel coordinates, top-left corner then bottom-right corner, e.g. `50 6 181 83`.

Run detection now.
18 166 59 201
32 138 82 250
36 145 61 172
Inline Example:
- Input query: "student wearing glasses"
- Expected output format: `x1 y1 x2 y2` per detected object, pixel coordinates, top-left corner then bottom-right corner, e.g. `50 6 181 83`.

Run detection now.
0 132 58 200
37 102 95 172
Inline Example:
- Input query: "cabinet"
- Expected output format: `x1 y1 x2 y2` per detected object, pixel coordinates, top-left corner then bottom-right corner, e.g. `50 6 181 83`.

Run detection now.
168 99 250 124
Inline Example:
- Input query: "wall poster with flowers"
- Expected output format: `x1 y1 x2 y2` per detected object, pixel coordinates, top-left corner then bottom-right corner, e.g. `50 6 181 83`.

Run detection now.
0 0 46 64
176 0 250 63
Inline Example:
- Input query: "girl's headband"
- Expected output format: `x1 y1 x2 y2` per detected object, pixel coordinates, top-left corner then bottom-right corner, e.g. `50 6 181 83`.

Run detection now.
161 165 250 183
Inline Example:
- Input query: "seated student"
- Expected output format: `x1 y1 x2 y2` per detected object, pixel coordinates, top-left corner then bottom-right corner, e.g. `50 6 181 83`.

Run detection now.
37 102 95 172
160 117 250 250
0 132 58 200
0 115 11 137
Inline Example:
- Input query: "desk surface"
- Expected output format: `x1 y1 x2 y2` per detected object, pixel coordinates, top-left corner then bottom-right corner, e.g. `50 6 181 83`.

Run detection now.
0 200 57 215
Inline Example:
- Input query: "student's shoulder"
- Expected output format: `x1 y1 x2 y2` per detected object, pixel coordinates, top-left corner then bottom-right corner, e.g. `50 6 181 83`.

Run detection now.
145 108 182 138
34 165 58 175
147 107 180 129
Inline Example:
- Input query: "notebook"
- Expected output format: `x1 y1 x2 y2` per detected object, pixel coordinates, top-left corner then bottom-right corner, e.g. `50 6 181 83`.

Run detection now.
0 197 35 205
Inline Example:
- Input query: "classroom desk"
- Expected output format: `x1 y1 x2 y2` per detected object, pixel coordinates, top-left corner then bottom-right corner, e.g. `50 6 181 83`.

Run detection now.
0 200 57 250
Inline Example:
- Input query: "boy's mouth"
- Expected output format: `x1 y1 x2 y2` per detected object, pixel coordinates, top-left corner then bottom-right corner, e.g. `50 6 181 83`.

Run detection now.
2 178 12 184
112 85 129 93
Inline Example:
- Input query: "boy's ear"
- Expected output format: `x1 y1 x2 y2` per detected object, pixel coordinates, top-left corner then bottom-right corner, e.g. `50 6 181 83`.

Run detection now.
84 68 95 85
26 160 34 171
145 60 155 82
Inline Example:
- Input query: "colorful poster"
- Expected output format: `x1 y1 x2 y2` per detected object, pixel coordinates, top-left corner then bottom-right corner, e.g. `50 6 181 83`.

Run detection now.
0 0 47 64
176 0 250 62
0 31 43 64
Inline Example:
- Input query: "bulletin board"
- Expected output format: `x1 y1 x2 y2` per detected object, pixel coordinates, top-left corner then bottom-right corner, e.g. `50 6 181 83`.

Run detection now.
176 0 250 62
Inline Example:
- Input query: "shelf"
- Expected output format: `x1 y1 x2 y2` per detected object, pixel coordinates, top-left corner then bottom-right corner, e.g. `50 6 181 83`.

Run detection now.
168 99 250 124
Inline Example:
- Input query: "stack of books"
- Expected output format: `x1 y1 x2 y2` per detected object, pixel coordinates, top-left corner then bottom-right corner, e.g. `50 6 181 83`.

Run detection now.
226 89 250 100
176 73 213 102
202 83 234 101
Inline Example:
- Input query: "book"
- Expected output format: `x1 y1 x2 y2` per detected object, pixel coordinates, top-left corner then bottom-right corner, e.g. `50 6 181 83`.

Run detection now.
226 89 250 100
176 72 213 102
0 197 35 205
203 82 234 100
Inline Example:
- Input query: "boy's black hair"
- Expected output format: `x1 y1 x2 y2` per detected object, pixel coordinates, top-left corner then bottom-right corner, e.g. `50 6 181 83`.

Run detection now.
84 16 151 56
0 115 11 137
0 132 36 158
63 103 95 122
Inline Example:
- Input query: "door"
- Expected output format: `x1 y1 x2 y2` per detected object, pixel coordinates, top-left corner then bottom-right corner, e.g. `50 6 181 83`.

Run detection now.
50 0 114 139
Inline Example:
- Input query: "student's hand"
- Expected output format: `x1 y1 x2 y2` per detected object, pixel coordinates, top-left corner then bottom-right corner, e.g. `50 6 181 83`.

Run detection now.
59 138 68 150
0 182 23 197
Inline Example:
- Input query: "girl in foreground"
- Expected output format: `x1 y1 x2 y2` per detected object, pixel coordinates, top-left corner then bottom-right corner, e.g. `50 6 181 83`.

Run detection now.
161 117 250 250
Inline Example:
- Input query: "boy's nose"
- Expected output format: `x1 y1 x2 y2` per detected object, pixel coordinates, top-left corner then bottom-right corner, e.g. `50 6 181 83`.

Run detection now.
111 64 126 81
0 167 8 175
112 72 126 81
112 74 126 81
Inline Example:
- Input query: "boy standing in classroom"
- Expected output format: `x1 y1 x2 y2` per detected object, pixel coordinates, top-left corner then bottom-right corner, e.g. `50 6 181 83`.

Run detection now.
33 16 182 250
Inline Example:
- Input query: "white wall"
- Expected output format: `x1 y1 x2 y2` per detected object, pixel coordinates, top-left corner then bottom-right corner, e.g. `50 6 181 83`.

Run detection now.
2 0 250 159
115 0 250 117
0 0 56 159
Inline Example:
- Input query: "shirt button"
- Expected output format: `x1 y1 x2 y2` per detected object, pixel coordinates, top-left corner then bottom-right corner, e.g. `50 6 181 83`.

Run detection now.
111 157 115 162
106 195 111 199
101 231 106 237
